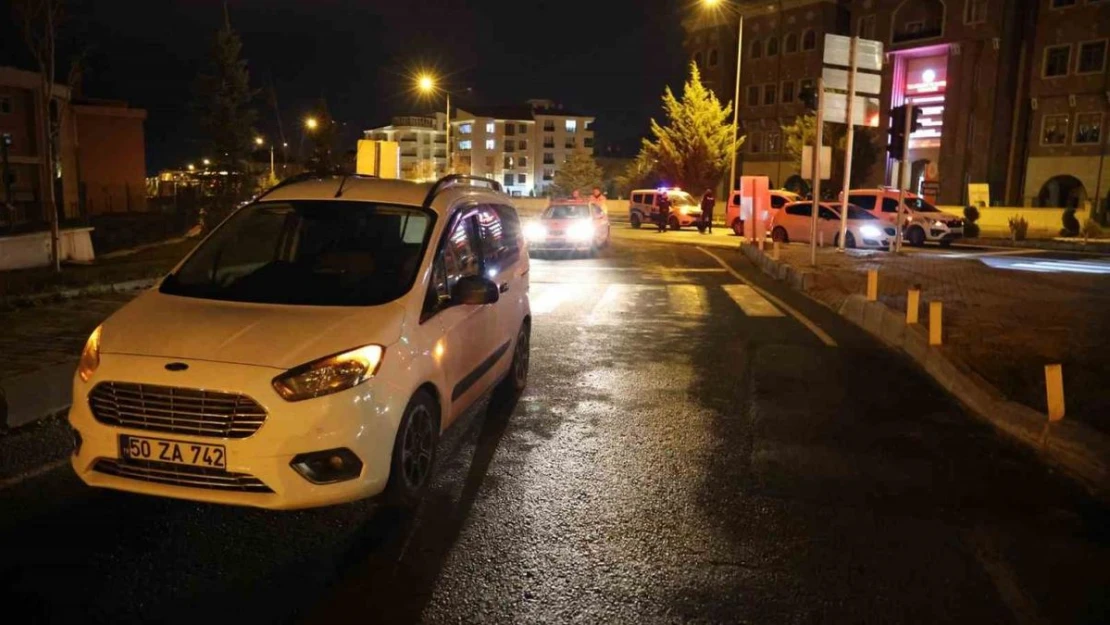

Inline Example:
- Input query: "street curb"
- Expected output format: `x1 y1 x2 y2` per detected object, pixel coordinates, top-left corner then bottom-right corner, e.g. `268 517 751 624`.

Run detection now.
1 277 159 310
962 237 1110 254
739 243 1110 500
0 361 76 430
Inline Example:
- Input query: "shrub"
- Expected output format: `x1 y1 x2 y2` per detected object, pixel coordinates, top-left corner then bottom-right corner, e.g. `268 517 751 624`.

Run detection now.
1060 208 1081 237
1081 218 1104 240
963 205 980 238
1008 215 1029 241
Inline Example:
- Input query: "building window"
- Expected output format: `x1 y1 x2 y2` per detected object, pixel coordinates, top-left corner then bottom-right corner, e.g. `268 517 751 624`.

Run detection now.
517 174 526 184
964 0 987 23
519 139 528 150
765 132 781 153
694 51 704 67
1041 114 1069 145
766 37 779 56
1077 40 1107 74
0 96 11 114
518 123 527 133
800 78 815 94
802 30 816 51
585 120 594 130
543 168 554 181
459 140 472 150
543 120 555 131
543 136 554 148
784 33 798 54
905 21 924 35
858 15 876 39
751 39 763 59
504 173 514 186
1075 112 1102 145
504 156 514 169
749 131 762 153
709 49 719 66
543 152 555 164
747 85 760 106
1043 44 1071 77
505 125 516 136
782 80 795 103
566 119 577 133
584 137 594 148
485 139 496 150
505 139 516 152
519 156 528 167
485 122 495 134
565 137 576 148
1050 0 1076 7
459 123 472 134
763 84 777 106
485 156 494 169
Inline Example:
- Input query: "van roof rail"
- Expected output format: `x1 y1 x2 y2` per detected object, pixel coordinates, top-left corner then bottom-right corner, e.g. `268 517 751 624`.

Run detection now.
422 174 503 206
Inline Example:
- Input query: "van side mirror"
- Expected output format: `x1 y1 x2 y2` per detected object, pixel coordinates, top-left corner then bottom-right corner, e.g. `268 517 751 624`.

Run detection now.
453 275 500 306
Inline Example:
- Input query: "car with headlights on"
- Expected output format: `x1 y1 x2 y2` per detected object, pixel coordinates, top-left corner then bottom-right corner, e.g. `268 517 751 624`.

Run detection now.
844 188 964 247
769 201 894 249
68 174 532 510
524 200 610 256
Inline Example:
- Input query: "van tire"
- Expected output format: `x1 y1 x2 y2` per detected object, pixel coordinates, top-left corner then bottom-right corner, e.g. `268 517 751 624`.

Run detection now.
669 216 681 231
772 226 789 243
496 322 530 399
630 213 642 229
384 389 440 507
731 218 744 236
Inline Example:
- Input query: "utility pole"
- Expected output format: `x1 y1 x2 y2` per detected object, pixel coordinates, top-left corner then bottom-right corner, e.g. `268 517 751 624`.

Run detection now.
445 91 451 175
838 36 858 252
810 76 825 266
728 15 744 195
895 101 914 253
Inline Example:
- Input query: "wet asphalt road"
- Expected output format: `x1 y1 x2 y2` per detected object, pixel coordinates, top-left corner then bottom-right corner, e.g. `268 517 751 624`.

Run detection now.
2 238 1109 624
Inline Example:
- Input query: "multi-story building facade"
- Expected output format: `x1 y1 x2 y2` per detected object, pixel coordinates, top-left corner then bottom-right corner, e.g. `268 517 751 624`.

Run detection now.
683 0 1110 210
363 113 448 182
452 101 595 196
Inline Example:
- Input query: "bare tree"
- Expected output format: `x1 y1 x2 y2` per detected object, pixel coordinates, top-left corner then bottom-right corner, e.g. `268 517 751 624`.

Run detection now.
13 0 72 271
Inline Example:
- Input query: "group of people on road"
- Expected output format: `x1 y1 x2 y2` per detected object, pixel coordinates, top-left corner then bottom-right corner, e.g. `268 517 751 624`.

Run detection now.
653 188 717 234
570 187 608 213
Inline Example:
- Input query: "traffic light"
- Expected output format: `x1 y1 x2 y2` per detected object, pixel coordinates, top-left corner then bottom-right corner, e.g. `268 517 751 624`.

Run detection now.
799 85 818 111
909 105 923 134
887 105 906 158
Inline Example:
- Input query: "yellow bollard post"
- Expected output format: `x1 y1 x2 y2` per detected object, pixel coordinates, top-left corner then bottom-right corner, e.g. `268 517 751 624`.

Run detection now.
1045 364 1065 422
906 287 920 324
818 231 825 248
929 301 943 345
866 269 878 302
772 241 780 261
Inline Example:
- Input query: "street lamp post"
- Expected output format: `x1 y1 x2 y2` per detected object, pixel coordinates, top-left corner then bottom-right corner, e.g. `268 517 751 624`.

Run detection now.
418 74 451 177
255 136 274 179
703 0 743 197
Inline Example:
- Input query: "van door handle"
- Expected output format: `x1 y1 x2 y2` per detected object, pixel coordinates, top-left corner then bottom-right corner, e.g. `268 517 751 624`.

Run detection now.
499 282 510 293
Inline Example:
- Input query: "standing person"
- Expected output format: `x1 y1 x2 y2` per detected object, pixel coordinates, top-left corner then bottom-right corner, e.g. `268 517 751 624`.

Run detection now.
656 193 671 233
590 186 608 213
571 189 581 201
700 188 715 234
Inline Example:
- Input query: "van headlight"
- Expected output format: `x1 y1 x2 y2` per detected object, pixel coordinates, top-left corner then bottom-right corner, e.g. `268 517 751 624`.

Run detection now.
567 221 595 241
524 222 547 241
933 220 945 228
272 345 384 402
78 325 102 383
860 225 882 239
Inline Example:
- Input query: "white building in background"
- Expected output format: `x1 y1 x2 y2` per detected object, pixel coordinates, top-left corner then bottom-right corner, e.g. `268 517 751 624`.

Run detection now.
363 113 447 182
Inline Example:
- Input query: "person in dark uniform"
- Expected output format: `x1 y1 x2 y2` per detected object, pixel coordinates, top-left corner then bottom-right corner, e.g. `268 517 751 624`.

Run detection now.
656 193 671 233
700 188 715 234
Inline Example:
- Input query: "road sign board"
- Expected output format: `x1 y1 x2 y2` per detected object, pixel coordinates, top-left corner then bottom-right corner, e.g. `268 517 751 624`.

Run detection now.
822 93 881 127
821 67 882 95
824 34 883 71
801 145 832 180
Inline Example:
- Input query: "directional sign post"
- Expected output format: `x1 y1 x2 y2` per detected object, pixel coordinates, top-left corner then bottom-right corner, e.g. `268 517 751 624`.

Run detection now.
822 34 883 253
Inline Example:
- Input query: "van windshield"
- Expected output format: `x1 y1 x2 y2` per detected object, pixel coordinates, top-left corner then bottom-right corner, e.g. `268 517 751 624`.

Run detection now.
907 198 941 212
160 201 433 306
668 192 697 207
543 204 591 219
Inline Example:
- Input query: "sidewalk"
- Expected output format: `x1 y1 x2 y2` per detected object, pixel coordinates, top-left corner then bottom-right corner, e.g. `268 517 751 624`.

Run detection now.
759 242 1110 436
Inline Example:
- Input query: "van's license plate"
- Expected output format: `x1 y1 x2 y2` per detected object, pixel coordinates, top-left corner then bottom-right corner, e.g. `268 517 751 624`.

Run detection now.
120 435 226 469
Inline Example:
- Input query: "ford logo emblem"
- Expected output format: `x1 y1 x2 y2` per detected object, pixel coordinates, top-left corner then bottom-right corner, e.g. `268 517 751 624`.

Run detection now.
165 362 189 372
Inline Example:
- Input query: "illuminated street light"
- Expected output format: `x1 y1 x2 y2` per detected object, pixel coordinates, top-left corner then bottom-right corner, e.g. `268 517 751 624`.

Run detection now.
415 72 450 176
305 117 319 131
255 136 265 146
418 74 435 93
698 0 742 196
202 158 211 166
186 163 195 172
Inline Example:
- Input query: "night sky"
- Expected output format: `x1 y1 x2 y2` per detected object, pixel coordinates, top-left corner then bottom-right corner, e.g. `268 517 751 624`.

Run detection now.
2 0 690 172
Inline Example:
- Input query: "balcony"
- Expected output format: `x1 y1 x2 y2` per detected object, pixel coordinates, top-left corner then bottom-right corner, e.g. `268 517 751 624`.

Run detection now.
892 26 943 44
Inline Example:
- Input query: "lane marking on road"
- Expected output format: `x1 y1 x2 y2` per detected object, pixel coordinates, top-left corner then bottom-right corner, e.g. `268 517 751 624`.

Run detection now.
0 457 70 493
697 247 838 347
667 285 710 317
531 283 583 315
721 285 784 317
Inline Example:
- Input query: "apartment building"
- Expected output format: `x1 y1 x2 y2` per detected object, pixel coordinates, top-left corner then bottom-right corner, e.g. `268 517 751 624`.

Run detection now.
363 113 448 181
683 0 1110 209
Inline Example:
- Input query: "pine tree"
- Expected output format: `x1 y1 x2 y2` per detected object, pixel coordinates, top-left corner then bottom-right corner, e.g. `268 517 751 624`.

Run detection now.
194 7 257 175
639 62 742 192
552 150 603 197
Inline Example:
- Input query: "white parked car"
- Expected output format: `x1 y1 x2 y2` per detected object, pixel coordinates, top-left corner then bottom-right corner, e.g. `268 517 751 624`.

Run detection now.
69 174 532 509
769 201 895 249
844 188 964 247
